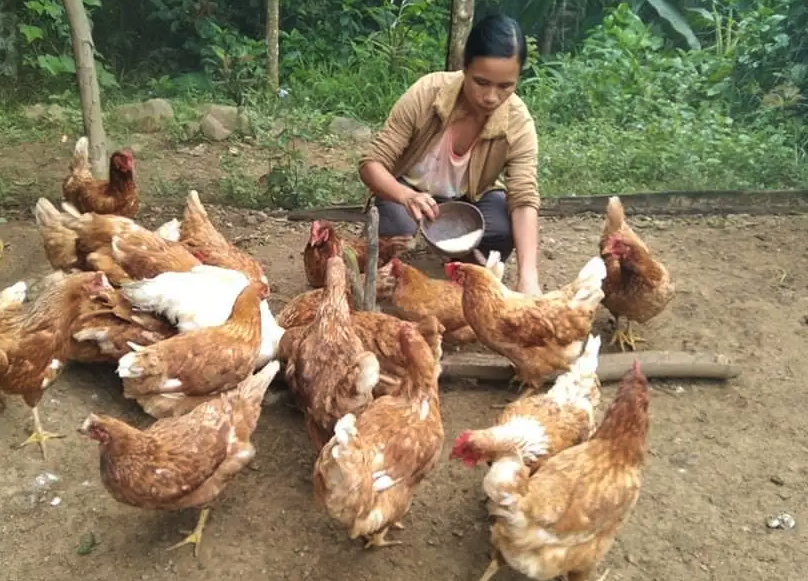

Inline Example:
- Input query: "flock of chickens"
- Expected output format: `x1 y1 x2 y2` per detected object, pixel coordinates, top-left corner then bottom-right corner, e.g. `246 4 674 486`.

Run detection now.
0 137 677 581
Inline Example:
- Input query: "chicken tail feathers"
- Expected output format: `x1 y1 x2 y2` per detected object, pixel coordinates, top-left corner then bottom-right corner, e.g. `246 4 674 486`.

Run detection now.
186 189 208 218
34 197 61 226
61 201 82 218
570 256 607 309
228 360 281 433
0 281 27 306
116 349 143 378
155 218 181 241
484 250 506 281
548 333 602 413
334 413 359 448
354 351 380 396
70 136 90 173
605 195 626 232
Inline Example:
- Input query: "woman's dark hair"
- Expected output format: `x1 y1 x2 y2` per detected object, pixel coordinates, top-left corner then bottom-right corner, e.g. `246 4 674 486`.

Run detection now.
463 13 527 69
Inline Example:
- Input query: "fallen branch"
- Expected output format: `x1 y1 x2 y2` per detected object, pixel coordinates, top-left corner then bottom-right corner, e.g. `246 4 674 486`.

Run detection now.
362 206 379 311
439 350 741 384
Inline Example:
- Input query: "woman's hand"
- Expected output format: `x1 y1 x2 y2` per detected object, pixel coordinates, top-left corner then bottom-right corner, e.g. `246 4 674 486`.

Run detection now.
400 189 439 222
516 274 542 297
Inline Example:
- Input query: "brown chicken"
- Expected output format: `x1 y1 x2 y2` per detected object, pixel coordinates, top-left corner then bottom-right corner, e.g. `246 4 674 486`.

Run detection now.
471 360 650 581
275 261 394 329
450 335 601 475
117 281 267 399
280 249 380 452
109 229 201 280
385 257 476 344
312 323 444 549
0 271 113 459
351 311 444 397
78 360 280 557
303 219 413 288
600 196 675 352
179 190 268 284
445 257 606 399
63 136 139 218
35 197 138 272
68 288 177 364
278 312 442 399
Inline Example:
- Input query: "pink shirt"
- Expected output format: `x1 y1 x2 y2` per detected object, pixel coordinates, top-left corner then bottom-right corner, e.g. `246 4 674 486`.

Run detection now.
402 126 476 199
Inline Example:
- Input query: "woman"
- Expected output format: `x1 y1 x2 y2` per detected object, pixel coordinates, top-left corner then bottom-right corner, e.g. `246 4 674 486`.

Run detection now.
358 13 541 296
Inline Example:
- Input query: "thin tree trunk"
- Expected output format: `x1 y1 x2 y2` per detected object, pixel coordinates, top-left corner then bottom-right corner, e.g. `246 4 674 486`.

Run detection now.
265 0 279 91
445 0 474 71
63 0 107 177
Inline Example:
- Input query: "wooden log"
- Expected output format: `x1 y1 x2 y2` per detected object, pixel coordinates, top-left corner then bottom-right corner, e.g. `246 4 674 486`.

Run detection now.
363 206 379 311
284 189 808 223
262 349 739 405
439 350 740 384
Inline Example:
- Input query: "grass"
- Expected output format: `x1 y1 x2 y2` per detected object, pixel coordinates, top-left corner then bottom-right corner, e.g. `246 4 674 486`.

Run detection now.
0 88 805 212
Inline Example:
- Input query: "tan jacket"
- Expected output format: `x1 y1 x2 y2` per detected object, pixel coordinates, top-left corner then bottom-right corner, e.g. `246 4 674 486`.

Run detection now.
359 70 540 213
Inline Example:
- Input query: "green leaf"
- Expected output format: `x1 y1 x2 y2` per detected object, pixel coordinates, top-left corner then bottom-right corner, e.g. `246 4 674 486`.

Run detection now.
643 0 701 50
83 0 102 5
19 24 44 43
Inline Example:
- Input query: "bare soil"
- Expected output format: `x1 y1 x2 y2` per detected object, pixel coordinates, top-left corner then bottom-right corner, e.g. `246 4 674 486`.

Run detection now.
0 137 807 581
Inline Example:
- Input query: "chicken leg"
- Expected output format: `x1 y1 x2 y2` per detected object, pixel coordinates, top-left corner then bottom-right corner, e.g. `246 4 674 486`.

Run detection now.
478 554 502 581
609 318 646 352
17 406 65 460
363 526 403 549
166 507 211 558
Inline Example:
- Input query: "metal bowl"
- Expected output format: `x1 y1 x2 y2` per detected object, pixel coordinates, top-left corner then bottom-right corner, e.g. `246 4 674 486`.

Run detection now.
419 201 485 259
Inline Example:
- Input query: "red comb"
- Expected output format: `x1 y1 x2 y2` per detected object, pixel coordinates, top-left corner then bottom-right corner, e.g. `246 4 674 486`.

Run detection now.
449 430 473 461
390 257 402 277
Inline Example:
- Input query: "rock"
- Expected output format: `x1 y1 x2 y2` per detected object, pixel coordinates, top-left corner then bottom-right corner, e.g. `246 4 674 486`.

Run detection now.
23 103 66 122
198 104 250 136
200 114 231 141
23 104 46 119
329 116 372 141
114 99 174 132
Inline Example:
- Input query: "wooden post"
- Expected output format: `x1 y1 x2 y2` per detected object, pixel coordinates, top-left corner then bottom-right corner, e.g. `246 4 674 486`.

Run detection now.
265 0 280 91
63 0 108 178
446 0 474 71
362 206 379 311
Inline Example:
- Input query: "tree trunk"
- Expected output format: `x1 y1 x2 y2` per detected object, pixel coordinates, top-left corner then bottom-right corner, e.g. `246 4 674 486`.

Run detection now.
63 0 107 178
265 0 280 91
445 0 474 71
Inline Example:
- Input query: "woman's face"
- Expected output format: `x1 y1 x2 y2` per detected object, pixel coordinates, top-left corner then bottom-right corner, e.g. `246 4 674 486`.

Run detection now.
462 55 521 116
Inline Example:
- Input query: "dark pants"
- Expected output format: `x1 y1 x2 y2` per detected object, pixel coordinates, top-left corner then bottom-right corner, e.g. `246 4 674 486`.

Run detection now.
375 181 514 261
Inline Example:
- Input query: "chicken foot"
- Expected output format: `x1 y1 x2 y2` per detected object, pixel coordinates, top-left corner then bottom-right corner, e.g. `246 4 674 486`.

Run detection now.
363 526 404 549
17 406 65 460
609 318 646 352
478 551 506 581
166 507 211 558
491 377 539 409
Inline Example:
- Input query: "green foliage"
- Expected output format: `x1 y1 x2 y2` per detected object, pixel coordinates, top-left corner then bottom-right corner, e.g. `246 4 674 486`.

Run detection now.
17 0 118 89
0 0 804 210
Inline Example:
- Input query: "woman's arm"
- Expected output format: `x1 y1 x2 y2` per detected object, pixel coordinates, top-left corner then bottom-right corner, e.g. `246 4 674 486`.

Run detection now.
512 206 540 295
358 75 439 221
503 105 542 295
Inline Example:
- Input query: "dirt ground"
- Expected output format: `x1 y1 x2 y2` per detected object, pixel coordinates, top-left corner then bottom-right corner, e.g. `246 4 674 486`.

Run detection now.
1 137 807 581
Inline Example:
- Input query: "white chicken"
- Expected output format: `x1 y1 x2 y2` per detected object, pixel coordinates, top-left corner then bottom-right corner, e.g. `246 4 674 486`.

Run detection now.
120 265 284 369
